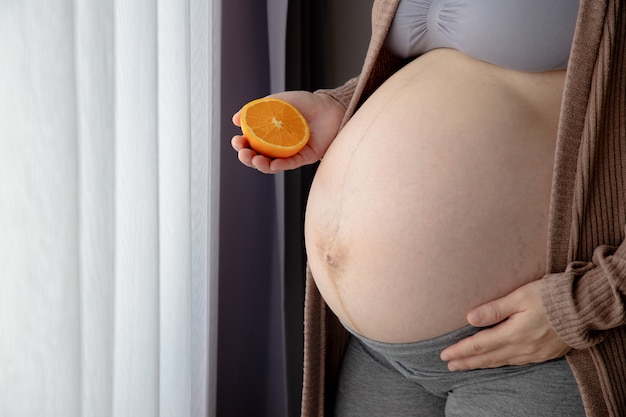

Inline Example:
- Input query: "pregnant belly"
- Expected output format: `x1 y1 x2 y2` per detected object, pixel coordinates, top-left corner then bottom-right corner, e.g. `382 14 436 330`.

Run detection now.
304 49 565 343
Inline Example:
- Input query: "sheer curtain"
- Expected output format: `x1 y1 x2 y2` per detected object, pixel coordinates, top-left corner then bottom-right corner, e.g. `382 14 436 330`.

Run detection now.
0 0 218 415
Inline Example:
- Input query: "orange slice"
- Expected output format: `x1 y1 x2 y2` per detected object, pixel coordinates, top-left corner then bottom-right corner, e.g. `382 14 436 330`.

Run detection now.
240 97 310 159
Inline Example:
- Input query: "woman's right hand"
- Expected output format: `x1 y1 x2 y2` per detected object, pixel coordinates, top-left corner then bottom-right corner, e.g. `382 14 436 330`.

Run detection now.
231 90 346 174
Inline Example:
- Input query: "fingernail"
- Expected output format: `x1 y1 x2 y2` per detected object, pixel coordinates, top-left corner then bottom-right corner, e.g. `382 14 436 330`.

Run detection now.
468 310 483 325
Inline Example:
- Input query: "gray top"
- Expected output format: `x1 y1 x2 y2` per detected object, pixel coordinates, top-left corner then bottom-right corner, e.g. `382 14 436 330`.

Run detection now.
385 0 580 72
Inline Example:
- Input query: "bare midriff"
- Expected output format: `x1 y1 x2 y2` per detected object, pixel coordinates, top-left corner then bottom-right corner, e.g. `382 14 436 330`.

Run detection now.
304 48 566 343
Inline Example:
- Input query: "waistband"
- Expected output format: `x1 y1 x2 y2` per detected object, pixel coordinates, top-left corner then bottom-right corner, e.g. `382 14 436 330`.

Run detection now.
342 322 484 373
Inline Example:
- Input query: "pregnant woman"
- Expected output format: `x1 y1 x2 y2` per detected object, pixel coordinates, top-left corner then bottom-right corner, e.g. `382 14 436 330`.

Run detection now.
232 0 626 416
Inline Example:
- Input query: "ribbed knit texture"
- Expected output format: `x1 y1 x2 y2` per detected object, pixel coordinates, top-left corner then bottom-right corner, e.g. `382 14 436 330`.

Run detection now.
541 1 626 415
301 266 326 416
301 1 626 416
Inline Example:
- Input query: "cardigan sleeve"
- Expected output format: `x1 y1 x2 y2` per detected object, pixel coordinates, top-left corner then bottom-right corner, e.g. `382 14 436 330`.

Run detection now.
540 0 626 352
314 76 359 112
541 233 626 350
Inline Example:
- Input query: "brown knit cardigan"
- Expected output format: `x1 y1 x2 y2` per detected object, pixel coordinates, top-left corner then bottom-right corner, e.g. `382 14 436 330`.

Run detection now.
301 1 626 416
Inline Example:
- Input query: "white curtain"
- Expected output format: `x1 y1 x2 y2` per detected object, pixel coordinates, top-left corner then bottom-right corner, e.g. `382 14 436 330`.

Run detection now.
0 0 219 415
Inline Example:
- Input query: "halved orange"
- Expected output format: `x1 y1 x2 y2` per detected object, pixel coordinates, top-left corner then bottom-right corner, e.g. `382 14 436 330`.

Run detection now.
240 97 310 159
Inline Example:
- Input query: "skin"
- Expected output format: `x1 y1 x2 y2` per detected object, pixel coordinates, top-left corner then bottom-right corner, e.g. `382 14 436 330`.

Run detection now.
440 280 570 371
232 91 345 174
231 51 572 372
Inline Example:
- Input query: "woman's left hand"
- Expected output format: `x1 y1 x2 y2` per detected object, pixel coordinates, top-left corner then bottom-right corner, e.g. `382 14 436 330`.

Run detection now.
439 280 571 371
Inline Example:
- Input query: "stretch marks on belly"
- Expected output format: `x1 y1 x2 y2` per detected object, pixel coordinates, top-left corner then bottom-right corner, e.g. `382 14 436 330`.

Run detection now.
313 70 428 334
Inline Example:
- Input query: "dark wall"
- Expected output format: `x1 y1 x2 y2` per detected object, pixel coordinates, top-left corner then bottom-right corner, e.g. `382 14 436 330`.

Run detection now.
218 0 287 416
217 1 372 416
324 0 373 87
282 1 372 416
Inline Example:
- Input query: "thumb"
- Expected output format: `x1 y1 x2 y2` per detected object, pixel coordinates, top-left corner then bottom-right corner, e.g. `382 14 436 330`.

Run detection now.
467 293 517 327
232 110 242 127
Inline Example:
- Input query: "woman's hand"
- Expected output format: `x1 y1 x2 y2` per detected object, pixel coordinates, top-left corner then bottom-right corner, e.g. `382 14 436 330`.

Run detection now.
231 90 345 174
439 280 572 371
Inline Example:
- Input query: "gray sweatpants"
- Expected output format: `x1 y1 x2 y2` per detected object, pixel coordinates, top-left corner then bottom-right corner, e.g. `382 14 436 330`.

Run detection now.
335 325 585 417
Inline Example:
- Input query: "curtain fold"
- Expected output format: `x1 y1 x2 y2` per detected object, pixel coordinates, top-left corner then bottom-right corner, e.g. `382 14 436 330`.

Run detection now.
0 2 82 415
75 1 116 415
0 0 216 415
112 1 161 414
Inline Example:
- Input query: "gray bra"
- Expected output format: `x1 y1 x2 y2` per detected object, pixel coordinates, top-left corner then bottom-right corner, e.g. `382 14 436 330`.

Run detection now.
385 0 580 72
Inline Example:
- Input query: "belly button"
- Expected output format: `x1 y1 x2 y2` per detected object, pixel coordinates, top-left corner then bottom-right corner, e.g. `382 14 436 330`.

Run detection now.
316 237 344 273
324 250 345 273
324 252 336 267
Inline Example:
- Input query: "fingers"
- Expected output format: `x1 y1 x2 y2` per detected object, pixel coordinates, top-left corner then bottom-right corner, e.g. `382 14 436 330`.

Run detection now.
439 281 570 372
446 346 524 371
231 135 276 174
232 112 302 173
440 327 504 363
232 110 241 127
467 301 508 327
231 103 313 173
440 326 516 370
231 134 248 152
441 327 569 371
466 285 527 327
